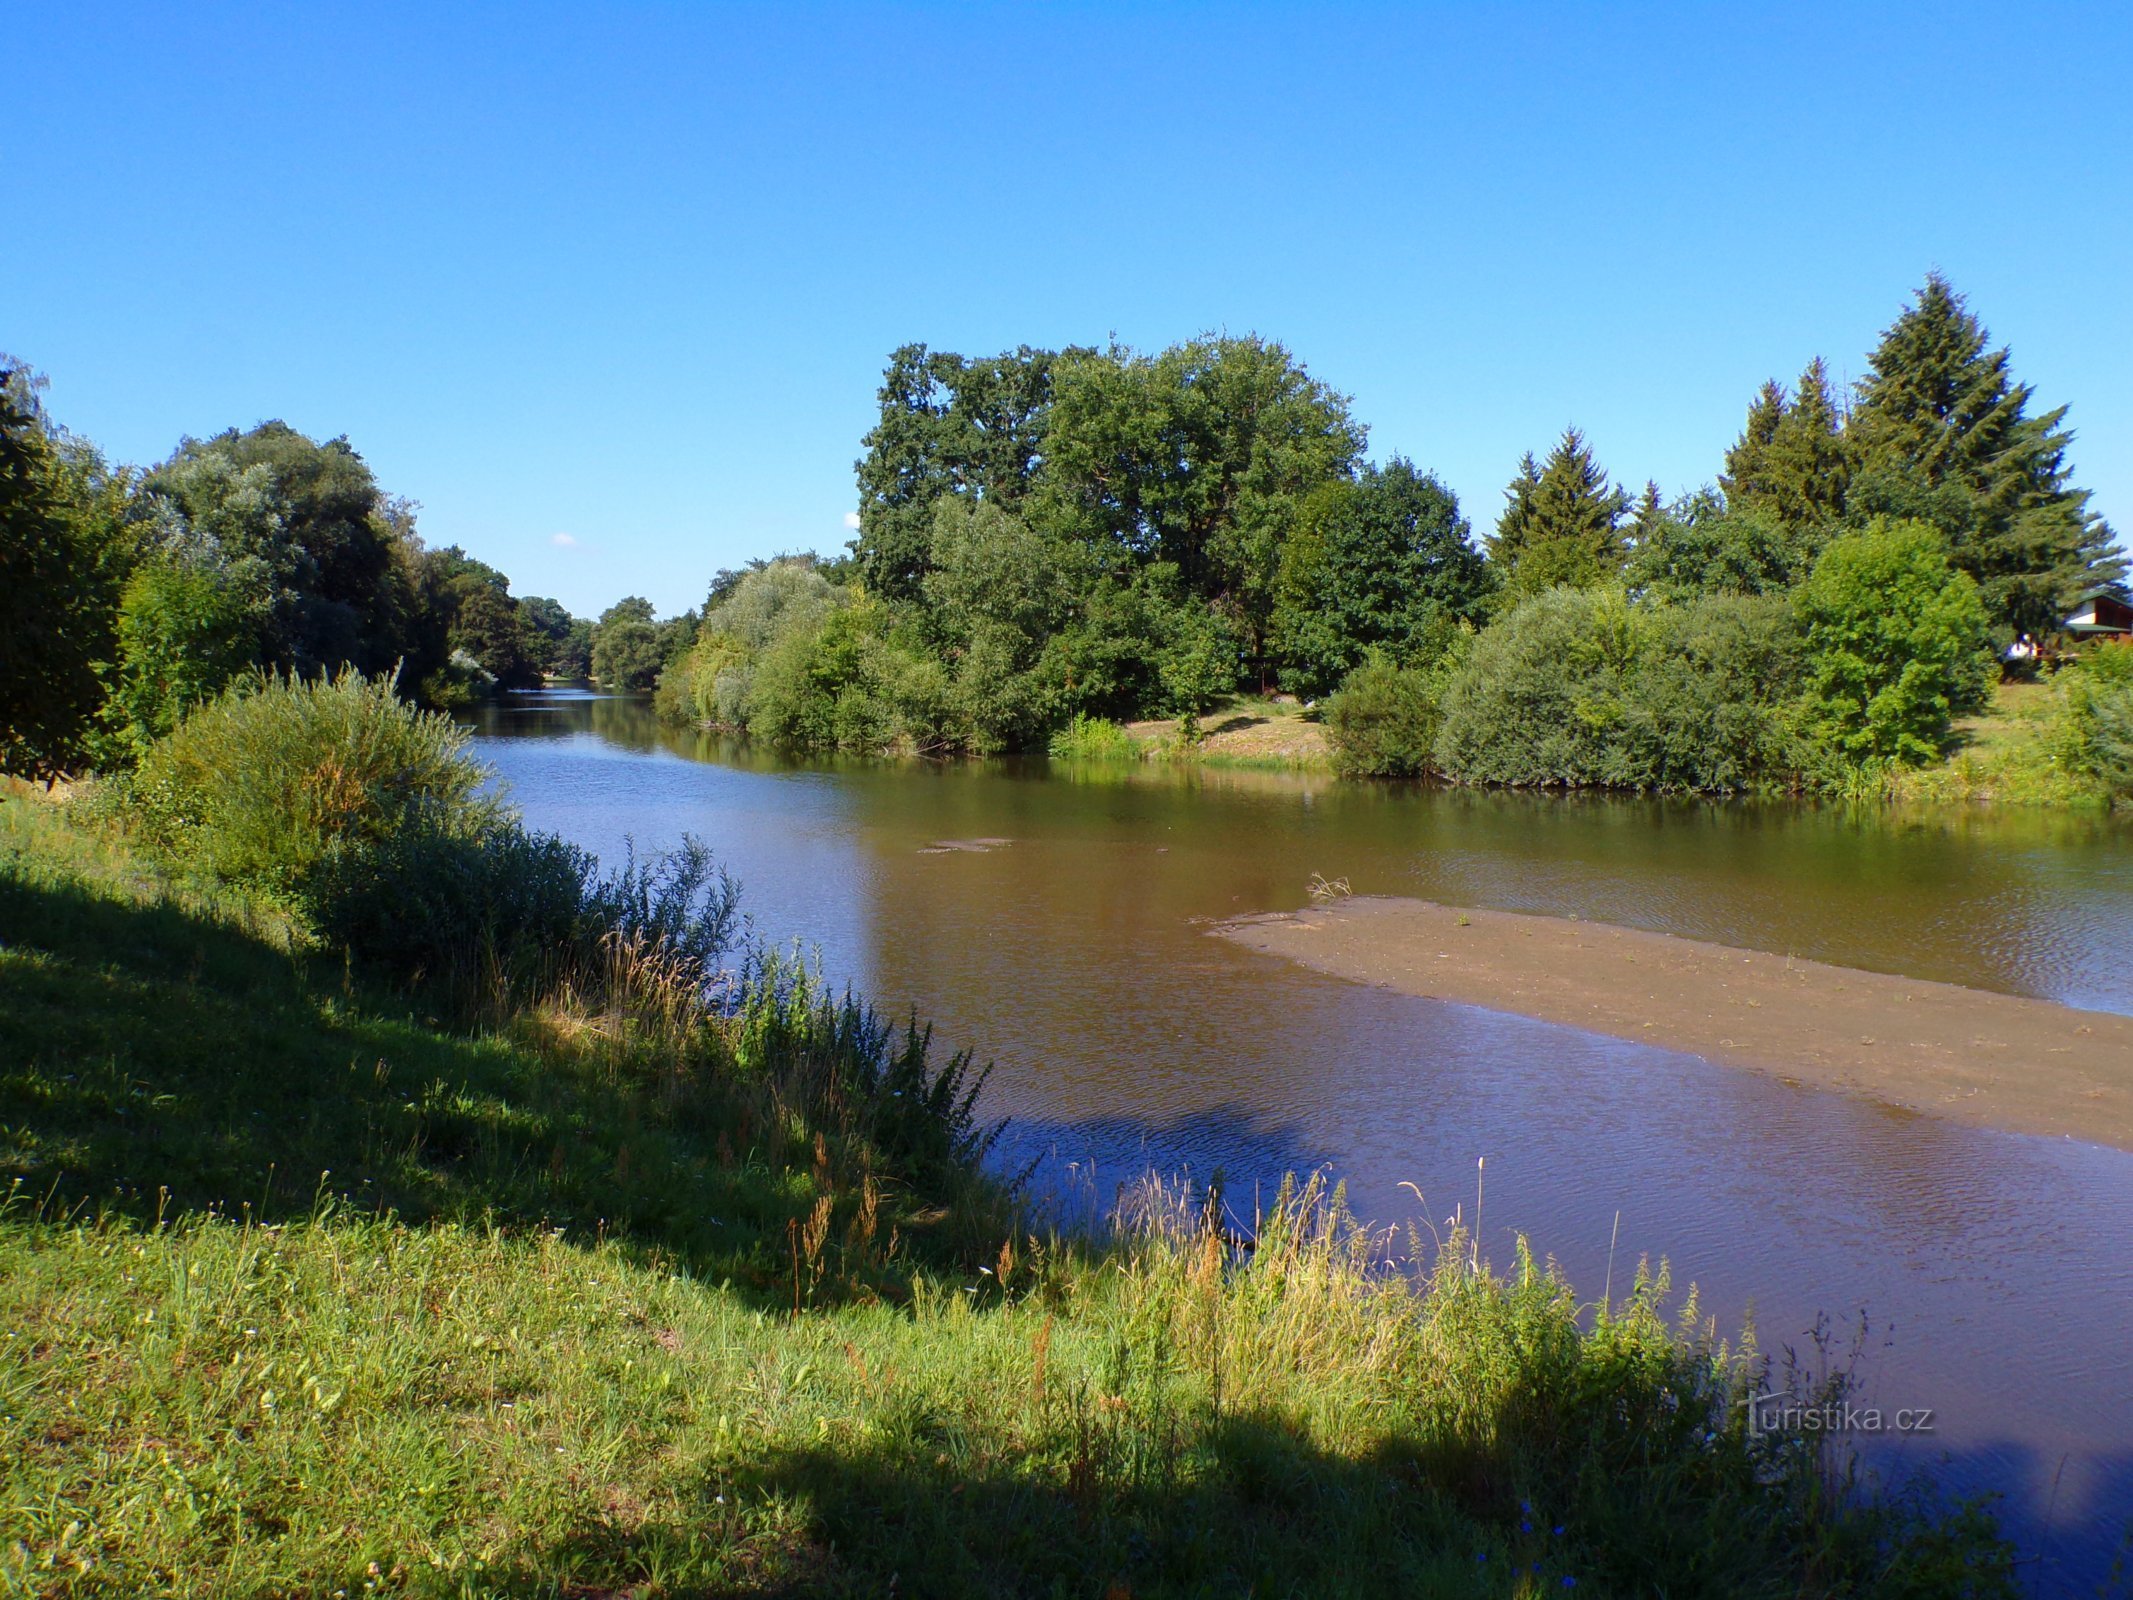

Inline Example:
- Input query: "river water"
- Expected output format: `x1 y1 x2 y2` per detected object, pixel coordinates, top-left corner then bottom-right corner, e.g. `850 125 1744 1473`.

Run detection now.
472 690 2133 1591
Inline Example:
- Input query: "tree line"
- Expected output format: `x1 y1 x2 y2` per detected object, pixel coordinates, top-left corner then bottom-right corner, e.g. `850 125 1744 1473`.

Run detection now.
4 272 2123 792
0 374 611 777
661 273 2122 788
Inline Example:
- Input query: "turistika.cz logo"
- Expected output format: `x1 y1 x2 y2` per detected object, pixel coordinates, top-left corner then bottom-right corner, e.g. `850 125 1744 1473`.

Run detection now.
1742 1393 1936 1437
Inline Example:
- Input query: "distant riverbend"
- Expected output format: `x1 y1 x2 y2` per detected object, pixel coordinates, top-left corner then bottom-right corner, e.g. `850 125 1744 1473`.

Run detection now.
1216 896 2133 1151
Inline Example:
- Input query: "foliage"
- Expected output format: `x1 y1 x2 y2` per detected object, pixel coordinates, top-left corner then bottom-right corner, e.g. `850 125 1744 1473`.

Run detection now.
1046 712 1138 762
311 825 742 1018
127 669 497 894
105 553 259 747
0 364 134 777
1720 358 1850 538
1846 273 2122 639
1435 588 1802 791
144 421 430 680
1273 459 1494 697
1324 653 1451 779
516 593 582 676
1489 429 1630 600
661 560 847 726
424 545 542 691
591 596 667 690
1626 489 1808 602
1794 521 1995 768
1033 335 1366 664
747 595 907 751
2046 641 2133 804
853 344 1068 600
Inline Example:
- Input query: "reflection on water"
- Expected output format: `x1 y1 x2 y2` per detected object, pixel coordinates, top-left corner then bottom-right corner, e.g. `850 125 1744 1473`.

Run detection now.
473 691 2133 1590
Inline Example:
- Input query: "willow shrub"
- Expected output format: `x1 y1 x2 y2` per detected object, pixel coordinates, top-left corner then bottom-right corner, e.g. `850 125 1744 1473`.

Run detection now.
127 669 496 894
1793 521 1994 769
1323 656 1443 778
2049 639 2133 803
1433 588 1803 792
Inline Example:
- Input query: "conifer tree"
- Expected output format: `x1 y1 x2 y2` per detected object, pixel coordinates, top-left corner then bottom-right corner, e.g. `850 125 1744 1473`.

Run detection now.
1489 429 1629 598
1719 381 1786 511
1764 358 1849 533
1848 273 2121 637
1628 480 1669 554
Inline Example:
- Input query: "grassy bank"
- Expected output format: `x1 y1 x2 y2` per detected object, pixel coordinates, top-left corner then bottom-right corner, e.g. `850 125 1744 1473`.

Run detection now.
1046 697 1333 773
1891 680 2107 808
0 793 2014 1597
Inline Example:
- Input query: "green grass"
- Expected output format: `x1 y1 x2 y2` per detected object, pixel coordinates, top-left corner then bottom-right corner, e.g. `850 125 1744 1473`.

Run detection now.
0 794 2017 1598
1893 679 2108 809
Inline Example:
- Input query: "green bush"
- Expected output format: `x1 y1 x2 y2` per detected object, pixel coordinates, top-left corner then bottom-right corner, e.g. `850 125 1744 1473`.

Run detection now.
310 826 741 1016
1794 520 1994 769
1047 713 1137 762
128 669 496 894
1434 587 1641 787
105 558 258 750
2048 639 2133 803
1433 588 1802 791
1613 594 1803 792
1323 656 1443 778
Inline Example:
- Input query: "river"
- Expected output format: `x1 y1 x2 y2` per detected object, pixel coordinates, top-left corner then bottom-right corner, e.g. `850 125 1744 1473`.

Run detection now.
472 689 2133 1592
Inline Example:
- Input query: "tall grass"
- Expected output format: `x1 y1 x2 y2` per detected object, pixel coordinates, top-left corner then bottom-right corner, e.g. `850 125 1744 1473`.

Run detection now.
1046 712 1140 763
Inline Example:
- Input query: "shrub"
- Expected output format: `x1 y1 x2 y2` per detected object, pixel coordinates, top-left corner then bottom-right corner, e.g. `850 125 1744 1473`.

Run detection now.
1794 520 1994 768
306 818 602 1008
1611 594 1803 792
1047 713 1138 762
106 557 258 749
2048 640 2133 803
1434 587 1642 787
1323 656 1443 778
129 669 496 894
309 825 742 1016
1433 588 1802 791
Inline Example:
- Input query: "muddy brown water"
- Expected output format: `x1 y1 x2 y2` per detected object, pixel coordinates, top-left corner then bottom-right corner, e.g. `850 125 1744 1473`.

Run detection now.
473 691 2133 1591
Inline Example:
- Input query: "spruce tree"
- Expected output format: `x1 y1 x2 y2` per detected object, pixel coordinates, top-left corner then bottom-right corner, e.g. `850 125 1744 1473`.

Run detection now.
1489 429 1629 598
1765 358 1849 533
1720 363 1848 543
1848 273 2122 638
1719 381 1786 511
1628 480 1669 554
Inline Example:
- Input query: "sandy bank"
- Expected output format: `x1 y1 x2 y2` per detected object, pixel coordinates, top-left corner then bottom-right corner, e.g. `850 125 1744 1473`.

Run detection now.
1214 896 2133 1152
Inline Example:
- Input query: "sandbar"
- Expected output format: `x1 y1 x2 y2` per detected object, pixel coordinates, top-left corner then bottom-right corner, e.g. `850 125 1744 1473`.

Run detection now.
1214 896 2133 1151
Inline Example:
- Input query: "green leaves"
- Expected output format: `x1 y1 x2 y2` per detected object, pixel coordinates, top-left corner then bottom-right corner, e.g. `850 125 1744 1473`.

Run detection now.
1848 274 2122 638
1489 429 1629 601
1793 521 1994 767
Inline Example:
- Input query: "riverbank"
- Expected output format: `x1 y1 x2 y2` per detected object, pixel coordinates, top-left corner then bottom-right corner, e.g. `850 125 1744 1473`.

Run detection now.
1216 896 2133 1151
1124 695 1332 769
0 791 2024 1597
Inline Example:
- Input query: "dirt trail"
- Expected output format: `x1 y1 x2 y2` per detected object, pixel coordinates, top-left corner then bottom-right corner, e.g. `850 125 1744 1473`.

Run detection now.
1214 895 2133 1151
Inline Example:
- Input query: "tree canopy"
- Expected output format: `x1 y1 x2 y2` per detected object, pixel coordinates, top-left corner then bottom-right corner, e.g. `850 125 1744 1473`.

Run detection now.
1488 429 1630 599
1846 274 2121 638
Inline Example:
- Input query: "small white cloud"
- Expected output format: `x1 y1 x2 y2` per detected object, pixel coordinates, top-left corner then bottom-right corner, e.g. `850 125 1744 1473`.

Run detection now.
551 532 578 548
842 511 861 531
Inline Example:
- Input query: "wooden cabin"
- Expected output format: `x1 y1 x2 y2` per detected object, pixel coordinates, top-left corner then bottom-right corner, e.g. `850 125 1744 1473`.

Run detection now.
2064 588 2133 640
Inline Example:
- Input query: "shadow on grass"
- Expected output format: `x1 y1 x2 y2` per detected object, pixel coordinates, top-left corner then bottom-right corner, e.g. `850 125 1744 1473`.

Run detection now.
0 867 831 1303
461 1410 1493 1600
467 1423 2093 1598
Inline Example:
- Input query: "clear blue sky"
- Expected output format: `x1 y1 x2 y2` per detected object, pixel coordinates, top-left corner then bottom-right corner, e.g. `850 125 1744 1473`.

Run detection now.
11 2 2129 619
